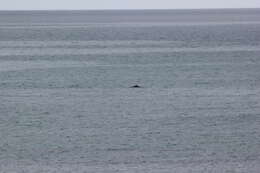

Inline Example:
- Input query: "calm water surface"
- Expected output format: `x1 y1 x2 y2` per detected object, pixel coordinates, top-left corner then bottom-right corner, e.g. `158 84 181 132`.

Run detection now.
0 9 260 172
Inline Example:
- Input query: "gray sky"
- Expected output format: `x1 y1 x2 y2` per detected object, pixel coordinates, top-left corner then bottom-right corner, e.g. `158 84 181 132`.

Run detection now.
0 0 260 10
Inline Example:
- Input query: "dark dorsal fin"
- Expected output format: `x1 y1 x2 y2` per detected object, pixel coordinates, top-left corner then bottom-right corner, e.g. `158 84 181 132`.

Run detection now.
130 85 141 88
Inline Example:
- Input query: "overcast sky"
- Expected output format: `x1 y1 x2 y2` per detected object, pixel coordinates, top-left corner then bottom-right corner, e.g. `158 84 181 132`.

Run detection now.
0 0 260 10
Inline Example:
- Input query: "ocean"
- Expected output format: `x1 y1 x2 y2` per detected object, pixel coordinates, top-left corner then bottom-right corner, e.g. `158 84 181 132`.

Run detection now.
0 9 260 172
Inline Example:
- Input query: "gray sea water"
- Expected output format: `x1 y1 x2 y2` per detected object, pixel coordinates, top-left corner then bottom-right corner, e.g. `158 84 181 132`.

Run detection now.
0 9 260 172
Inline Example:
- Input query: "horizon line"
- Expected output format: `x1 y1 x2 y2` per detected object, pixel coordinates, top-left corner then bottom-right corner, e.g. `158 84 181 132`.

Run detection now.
0 7 260 12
